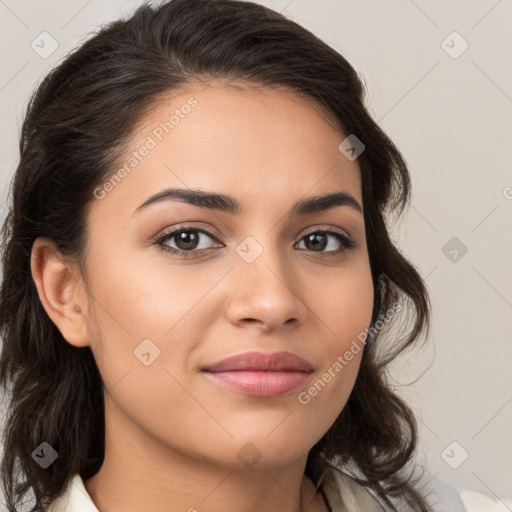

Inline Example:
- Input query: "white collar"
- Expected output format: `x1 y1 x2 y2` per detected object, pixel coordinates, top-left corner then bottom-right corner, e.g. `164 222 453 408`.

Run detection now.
45 474 99 512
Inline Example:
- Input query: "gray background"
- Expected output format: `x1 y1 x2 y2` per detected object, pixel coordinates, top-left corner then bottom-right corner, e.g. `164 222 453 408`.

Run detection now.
0 0 511 509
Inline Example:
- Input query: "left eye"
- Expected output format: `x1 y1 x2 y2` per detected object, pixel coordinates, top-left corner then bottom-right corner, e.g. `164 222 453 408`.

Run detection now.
296 231 349 253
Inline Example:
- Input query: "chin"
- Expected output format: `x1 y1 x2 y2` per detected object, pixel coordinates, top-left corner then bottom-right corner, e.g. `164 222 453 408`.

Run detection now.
211 435 313 470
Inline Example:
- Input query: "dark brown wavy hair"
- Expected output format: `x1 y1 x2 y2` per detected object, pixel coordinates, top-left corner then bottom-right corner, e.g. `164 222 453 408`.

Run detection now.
0 0 433 510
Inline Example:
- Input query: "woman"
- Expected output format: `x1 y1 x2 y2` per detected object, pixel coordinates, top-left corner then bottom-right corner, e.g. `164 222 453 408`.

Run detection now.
0 0 438 510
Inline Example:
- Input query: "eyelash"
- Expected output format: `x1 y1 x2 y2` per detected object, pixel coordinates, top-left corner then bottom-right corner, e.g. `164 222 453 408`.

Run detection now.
152 224 356 260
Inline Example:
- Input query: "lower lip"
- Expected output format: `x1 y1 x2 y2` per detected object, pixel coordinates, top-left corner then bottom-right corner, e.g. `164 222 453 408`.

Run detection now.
203 370 311 397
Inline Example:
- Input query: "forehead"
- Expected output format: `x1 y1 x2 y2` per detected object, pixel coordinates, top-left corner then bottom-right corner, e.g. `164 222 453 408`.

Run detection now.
90 82 363 223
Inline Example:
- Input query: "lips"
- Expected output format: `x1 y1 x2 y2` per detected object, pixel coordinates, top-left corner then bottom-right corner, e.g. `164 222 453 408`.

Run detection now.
202 351 314 397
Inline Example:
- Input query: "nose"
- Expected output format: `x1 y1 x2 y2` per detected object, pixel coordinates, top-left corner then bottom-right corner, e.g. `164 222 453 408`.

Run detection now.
225 245 308 333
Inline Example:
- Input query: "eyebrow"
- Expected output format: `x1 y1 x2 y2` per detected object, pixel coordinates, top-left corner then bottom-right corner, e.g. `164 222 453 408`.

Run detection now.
133 188 363 217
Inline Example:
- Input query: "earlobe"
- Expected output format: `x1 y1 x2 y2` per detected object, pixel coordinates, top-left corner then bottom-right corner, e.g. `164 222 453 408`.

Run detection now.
30 236 90 348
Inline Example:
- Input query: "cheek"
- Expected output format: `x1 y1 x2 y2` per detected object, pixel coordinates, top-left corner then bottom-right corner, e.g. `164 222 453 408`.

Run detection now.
311 257 374 350
300 261 373 417
83 245 226 394
330 278 374 354
84 240 207 338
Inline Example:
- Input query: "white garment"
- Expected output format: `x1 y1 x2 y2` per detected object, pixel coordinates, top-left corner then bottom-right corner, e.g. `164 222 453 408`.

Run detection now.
44 474 98 512
458 489 512 512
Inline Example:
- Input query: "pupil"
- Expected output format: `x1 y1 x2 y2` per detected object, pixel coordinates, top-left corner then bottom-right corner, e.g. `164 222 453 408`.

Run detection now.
307 233 326 251
176 231 199 250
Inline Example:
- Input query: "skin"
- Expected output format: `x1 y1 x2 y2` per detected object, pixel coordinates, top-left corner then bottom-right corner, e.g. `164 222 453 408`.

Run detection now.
31 82 374 512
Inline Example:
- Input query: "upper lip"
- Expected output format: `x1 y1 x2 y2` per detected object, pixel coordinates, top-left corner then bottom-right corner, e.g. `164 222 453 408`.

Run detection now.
203 351 314 373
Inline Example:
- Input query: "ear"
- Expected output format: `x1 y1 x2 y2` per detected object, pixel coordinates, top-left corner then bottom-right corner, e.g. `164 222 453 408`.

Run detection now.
30 236 91 348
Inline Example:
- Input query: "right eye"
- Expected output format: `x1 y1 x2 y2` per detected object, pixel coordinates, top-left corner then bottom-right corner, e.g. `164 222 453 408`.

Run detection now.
154 226 223 258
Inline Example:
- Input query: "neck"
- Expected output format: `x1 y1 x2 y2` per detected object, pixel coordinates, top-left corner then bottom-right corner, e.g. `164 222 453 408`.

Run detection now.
84 399 327 512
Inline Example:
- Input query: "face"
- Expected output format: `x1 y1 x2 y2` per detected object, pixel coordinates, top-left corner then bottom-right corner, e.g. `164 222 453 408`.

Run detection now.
81 82 374 469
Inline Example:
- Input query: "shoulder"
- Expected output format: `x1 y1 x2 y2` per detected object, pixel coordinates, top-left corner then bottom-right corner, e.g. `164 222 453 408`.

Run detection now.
44 474 99 512
457 488 512 512
317 465 503 512
318 463 512 512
